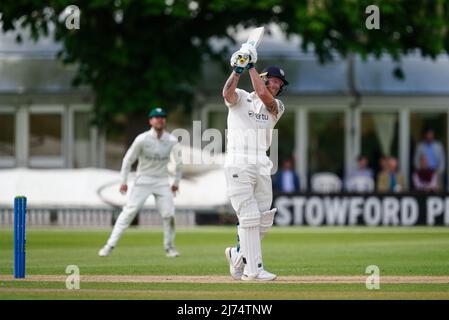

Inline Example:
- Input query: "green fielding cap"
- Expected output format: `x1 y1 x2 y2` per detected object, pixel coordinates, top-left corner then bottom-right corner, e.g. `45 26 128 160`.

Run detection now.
148 107 167 118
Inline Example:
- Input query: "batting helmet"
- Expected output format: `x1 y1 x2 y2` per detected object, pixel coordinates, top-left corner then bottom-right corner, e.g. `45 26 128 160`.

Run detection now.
259 66 289 96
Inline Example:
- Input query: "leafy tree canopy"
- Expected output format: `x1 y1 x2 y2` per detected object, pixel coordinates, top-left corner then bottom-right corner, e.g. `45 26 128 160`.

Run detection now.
1 0 448 130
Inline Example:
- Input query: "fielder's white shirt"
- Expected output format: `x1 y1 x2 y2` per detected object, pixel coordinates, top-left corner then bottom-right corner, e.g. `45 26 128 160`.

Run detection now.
224 88 285 167
120 128 182 186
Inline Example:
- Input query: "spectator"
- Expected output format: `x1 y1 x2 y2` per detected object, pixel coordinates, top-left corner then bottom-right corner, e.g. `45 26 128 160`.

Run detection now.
413 128 445 180
273 158 300 193
346 155 374 180
378 155 388 175
373 155 388 186
413 155 439 192
377 157 405 192
345 155 374 192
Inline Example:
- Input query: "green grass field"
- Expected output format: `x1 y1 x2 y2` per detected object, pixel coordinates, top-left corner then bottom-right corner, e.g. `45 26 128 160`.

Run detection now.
0 226 449 299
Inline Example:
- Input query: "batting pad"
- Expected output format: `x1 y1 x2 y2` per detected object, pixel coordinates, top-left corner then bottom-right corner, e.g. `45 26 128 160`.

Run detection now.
239 215 261 228
234 227 244 269
260 208 277 239
239 227 262 277
239 215 262 278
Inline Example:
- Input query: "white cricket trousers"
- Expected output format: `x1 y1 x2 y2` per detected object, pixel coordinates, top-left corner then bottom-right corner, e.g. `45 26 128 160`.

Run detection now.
106 178 176 250
224 158 274 277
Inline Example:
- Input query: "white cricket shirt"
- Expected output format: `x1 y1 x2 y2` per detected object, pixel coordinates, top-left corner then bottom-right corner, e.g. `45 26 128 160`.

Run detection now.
120 128 182 185
224 88 285 167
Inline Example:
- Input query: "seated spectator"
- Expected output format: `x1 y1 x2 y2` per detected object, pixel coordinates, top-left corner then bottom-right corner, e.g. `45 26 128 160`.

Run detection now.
346 176 375 193
374 155 388 186
413 155 439 192
377 157 405 192
378 155 388 174
273 158 300 193
345 155 374 191
414 128 445 183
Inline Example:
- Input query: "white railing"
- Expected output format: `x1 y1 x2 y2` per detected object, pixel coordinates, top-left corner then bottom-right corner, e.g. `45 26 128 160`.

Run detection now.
0 207 196 227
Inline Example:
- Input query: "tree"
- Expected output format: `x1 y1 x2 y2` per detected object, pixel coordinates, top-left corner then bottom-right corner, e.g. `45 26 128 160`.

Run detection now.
1 0 282 144
1 0 448 146
282 0 448 64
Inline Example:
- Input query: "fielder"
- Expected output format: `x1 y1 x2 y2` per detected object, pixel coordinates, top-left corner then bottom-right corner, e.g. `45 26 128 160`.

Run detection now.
99 107 182 258
222 45 288 280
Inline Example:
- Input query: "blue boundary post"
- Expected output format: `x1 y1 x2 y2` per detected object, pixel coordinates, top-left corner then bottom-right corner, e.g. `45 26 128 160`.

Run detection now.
14 196 26 279
14 197 18 278
21 197 26 278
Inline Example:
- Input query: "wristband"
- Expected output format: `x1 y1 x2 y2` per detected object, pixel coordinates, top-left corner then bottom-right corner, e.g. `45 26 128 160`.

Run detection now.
233 66 244 74
246 63 254 70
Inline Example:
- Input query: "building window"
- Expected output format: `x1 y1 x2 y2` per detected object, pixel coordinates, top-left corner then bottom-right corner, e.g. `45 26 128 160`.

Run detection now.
207 110 227 152
106 116 127 170
74 111 92 168
276 111 295 161
29 113 63 158
308 112 345 178
361 112 399 177
0 113 15 158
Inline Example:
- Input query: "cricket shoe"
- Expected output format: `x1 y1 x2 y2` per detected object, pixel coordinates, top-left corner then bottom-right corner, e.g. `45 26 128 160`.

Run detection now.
225 247 244 280
166 247 180 258
98 245 113 257
241 269 277 281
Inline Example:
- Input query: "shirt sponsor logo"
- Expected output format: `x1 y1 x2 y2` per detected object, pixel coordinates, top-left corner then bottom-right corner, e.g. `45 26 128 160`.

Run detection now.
255 113 269 121
248 111 268 121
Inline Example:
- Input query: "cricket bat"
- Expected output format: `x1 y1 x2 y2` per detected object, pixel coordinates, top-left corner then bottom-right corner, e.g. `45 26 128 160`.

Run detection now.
237 26 265 65
246 26 265 48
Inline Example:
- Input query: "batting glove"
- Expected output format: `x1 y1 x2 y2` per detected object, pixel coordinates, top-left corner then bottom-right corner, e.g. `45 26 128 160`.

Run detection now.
240 43 258 64
230 50 249 68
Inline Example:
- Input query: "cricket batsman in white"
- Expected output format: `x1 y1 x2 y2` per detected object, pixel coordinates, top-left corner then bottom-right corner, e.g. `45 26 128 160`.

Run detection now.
222 43 288 280
99 107 182 258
